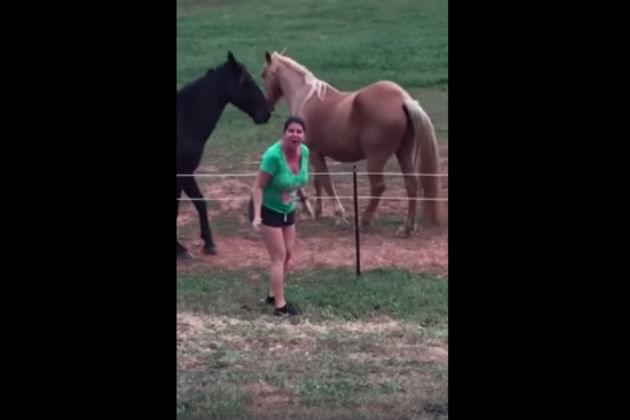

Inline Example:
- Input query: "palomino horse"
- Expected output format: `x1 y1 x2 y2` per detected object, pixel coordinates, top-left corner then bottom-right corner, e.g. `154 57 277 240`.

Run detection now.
260 51 442 236
177 51 271 258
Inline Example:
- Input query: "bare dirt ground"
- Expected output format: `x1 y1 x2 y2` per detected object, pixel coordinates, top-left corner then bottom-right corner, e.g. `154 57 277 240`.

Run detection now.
177 147 448 276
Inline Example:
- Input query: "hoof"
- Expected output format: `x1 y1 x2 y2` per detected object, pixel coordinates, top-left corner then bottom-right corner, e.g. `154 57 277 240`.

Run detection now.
334 216 351 228
177 250 195 260
302 201 315 219
203 245 217 255
395 226 412 238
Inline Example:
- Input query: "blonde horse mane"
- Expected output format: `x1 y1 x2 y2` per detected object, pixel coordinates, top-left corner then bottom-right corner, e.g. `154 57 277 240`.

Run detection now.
271 52 330 110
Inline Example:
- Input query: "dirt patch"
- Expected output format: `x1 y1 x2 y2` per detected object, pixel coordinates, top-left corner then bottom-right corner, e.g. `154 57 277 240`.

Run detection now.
372 343 448 364
178 150 448 275
177 228 447 275
241 380 295 416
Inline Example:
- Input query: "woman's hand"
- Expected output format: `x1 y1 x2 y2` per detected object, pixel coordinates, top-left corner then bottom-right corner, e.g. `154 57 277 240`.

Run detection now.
252 216 262 231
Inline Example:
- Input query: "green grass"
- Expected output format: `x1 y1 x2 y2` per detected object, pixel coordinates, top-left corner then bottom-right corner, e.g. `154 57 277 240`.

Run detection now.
177 267 447 325
177 0 448 170
177 387 250 420
177 0 447 89
179 340 447 418
177 268 447 419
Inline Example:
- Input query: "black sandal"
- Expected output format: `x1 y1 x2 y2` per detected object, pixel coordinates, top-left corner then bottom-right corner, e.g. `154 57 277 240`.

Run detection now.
274 303 299 317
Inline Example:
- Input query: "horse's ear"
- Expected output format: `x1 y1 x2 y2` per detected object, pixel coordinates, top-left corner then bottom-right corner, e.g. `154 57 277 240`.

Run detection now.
265 51 272 64
227 51 236 64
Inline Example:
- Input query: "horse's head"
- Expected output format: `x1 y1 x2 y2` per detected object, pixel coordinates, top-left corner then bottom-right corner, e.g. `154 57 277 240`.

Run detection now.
221 51 271 124
261 51 284 112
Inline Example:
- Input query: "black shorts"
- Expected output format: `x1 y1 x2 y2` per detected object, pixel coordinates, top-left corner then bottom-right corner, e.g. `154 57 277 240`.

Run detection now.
247 199 296 227
261 205 295 227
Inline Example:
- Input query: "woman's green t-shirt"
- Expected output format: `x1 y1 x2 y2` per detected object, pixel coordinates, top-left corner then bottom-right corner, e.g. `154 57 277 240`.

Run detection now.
260 141 309 214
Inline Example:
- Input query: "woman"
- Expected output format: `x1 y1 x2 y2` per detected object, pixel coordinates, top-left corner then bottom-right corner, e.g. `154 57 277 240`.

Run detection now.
251 116 309 317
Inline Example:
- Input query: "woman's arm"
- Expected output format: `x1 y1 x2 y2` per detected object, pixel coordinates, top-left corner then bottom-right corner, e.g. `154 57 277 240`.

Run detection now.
251 171 271 229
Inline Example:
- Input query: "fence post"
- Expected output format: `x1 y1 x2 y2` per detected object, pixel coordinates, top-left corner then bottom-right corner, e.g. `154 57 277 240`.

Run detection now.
353 165 361 276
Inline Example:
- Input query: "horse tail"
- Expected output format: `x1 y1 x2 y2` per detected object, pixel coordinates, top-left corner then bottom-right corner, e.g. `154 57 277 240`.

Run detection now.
402 96 442 226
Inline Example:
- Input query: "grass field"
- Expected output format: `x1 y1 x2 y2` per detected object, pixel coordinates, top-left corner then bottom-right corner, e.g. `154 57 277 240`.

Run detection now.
177 0 448 171
177 1 448 418
178 268 448 419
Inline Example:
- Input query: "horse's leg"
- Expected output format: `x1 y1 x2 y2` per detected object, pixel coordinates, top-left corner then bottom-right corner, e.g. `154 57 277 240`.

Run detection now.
309 153 324 218
297 187 314 219
182 177 217 255
311 152 348 226
361 157 388 228
395 140 418 237
314 177 323 218
176 181 193 258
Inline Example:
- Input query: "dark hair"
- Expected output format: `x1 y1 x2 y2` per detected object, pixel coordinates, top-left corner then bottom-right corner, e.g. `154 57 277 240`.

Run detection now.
283 115 306 132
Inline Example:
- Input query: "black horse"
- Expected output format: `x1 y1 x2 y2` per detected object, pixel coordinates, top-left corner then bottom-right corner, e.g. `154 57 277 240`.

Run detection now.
177 51 270 258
